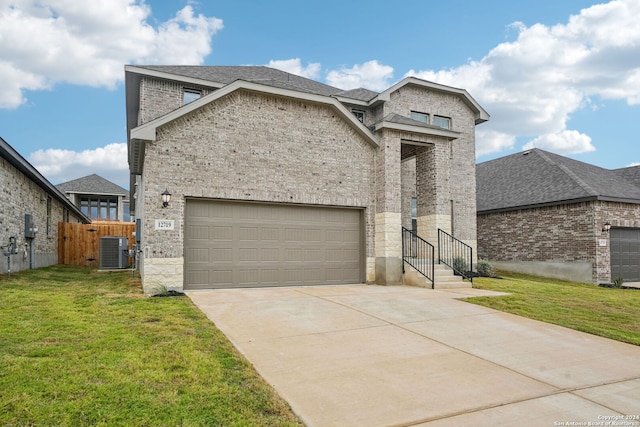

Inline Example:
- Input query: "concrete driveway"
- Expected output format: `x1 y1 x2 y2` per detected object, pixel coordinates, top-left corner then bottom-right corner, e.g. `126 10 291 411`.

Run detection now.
187 285 640 427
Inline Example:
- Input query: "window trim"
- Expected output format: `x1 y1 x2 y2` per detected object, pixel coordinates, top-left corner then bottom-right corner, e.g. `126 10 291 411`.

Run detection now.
183 88 202 105
80 196 118 220
352 109 365 123
433 115 452 129
410 111 429 124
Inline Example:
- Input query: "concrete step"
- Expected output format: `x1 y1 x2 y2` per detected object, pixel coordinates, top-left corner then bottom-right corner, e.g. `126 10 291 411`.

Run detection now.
403 263 472 289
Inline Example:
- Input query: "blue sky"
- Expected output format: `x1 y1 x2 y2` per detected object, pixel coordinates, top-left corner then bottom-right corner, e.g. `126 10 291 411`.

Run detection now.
1 0 639 188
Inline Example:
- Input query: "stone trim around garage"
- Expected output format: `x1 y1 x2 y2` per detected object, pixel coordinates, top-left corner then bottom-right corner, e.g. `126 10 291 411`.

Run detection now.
142 257 184 294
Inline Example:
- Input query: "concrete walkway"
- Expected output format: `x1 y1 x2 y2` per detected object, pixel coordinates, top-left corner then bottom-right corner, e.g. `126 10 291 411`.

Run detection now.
187 285 640 427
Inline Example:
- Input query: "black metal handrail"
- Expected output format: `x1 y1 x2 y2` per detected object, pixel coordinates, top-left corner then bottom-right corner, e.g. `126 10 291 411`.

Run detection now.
438 229 473 283
402 227 434 288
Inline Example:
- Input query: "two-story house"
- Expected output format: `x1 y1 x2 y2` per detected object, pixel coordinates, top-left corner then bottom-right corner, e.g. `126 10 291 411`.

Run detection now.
57 174 131 222
125 65 488 292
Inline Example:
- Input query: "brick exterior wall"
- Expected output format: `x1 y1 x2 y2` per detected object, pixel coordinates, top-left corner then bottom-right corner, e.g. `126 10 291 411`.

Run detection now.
386 85 478 250
1 157 84 274
401 157 416 229
139 88 377 289
139 78 213 125
133 75 483 290
477 200 640 284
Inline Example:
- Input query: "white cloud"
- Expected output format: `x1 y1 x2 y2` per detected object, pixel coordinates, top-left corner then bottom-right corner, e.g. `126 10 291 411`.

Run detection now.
475 129 516 157
29 143 129 187
326 60 394 91
0 1 223 109
266 58 321 79
405 0 640 158
626 162 640 167
523 130 595 154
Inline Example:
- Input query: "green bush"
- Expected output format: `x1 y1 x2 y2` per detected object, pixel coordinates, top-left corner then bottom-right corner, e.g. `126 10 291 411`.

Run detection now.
452 256 468 275
476 260 495 277
612 277 624 288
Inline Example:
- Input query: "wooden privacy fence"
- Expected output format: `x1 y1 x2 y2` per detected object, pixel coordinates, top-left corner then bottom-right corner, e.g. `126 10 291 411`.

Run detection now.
58 221 136 267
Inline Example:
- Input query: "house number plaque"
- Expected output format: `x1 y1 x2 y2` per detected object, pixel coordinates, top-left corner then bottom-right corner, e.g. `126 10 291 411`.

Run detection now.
155 219 175 230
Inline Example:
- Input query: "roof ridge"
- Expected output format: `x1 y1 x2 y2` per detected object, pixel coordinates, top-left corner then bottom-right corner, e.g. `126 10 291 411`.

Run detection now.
536 149 598 196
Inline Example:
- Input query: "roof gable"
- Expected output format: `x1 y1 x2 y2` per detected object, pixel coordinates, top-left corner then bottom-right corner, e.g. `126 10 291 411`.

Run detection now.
56 174 128 198
477 149 640 213
376 77 490 125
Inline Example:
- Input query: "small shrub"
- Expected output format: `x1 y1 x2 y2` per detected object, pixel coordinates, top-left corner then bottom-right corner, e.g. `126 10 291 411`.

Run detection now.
452 256 468 275
476 260 495 277
612 277 624 288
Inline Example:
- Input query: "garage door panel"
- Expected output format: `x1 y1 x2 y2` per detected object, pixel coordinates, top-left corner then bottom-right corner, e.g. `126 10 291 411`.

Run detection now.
210 226 233 240
185 200 363 289
260 228 279 240
186 248 209 263
610 228 640 282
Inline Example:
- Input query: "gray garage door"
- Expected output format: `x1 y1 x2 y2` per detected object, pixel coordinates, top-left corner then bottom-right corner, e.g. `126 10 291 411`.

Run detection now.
610 228 640 282
184 199 363 289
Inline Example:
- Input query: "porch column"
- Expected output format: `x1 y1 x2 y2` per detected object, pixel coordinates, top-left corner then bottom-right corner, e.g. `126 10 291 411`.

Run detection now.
375 130 403 285
416 142 451 251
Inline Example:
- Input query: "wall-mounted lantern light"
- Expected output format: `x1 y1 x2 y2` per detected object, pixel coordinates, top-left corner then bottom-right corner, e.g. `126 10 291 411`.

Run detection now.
161 189 171 208
602 221 611 233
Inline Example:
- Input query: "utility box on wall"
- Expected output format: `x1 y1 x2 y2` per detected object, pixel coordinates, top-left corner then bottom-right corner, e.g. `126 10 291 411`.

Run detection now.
24 214 37 239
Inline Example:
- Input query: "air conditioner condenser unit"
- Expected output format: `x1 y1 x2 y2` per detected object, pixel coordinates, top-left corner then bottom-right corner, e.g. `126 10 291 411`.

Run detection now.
99 236 129 269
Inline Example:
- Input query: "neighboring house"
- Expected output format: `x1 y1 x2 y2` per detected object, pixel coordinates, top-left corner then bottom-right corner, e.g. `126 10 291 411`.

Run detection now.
125 65 488 291
57 174 131 222
0 137 90 274
476 148 640 284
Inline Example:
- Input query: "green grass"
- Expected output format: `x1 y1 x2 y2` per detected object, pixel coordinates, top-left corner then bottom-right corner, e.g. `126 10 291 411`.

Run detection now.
0 266 302 426
468 271 640 346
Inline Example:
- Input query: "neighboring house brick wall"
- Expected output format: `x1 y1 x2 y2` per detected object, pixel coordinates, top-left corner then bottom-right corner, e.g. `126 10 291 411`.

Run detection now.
140 89 377 288
478 202 597 283
594 200 640 283
478 200 640 284
1 157 83 273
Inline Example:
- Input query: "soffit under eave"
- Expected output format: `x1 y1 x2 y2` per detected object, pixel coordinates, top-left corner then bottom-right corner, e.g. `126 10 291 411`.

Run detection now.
129 138 145 176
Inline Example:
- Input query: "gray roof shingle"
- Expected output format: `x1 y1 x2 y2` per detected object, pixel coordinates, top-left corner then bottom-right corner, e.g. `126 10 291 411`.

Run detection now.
476 149 640 213
56 174 128 198
334 87 380 102
135 65 358 98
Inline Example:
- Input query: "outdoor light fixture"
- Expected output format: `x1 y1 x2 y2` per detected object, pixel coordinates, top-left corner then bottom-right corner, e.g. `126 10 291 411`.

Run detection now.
161 189 171 208
602 221 611 233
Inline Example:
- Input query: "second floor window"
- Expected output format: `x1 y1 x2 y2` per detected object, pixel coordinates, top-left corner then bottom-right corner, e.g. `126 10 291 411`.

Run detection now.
80 197 118 220
433 115 451 129
410 111 428 124
183 89 201 105
352 109 365 123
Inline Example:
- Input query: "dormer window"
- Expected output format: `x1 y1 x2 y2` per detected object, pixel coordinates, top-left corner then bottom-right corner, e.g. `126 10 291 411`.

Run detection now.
433 115 451 129
352 109 365 123
410 111 429 124
183 89 201 105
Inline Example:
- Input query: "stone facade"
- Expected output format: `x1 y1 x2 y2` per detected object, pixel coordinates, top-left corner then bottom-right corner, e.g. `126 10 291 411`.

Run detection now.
477 200 640 284
1 149 85 274
128 68 487 291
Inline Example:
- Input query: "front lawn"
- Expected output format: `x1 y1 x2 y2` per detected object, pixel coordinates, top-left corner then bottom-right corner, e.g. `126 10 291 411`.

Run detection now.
468 271 640 346
0 266 302 426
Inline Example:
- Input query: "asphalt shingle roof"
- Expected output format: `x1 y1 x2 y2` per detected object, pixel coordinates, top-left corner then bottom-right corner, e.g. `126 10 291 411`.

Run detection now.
56 174 128 198
476 148 640 213
135 65 369 98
